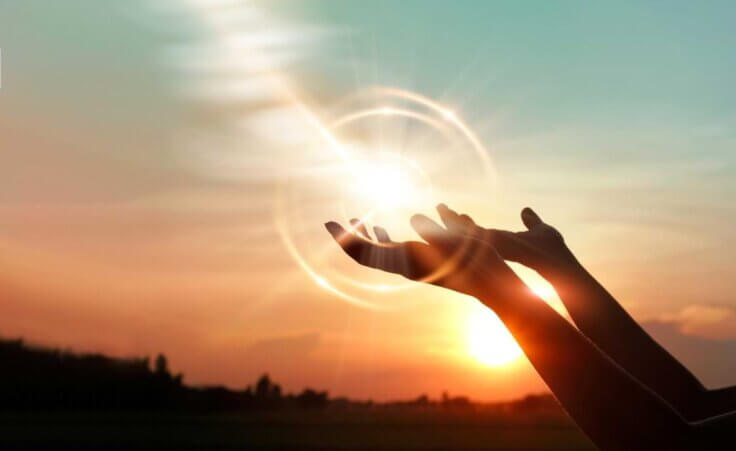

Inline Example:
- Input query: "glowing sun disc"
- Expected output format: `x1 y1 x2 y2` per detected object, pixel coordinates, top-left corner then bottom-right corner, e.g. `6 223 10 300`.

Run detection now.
345 153 430 211
467 308 523 367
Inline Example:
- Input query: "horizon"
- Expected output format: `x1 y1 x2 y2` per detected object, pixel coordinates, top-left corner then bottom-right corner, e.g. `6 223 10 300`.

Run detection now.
1 335 558 405
2 0 736 403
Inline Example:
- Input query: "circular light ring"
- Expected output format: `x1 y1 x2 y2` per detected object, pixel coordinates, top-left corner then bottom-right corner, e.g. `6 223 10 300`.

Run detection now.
331 131 438 293
275 86 496 310
327 86 496 184
331 107 456 141
275 202 387 311
328 106 456 293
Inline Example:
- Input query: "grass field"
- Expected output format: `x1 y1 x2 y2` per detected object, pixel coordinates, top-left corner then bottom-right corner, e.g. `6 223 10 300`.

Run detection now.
0 409 595 450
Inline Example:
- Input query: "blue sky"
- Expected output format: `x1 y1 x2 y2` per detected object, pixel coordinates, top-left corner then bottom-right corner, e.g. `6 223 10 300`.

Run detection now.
274 0 736 314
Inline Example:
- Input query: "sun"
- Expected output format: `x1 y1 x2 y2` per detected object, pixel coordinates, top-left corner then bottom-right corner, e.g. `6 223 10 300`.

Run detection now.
466 307 523 367
347 153 431 211
352 162 414 208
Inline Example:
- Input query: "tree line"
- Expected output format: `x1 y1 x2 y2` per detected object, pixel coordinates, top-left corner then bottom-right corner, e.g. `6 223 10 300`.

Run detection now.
0 338 327 411
0 337 559 414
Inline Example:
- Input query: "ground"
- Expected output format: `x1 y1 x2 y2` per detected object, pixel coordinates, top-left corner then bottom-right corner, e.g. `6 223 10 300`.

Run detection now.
0 409 595 450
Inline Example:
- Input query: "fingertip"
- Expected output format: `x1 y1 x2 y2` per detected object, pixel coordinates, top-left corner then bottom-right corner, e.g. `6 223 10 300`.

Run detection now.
324 221 344 236
410 213 428 227
520 207 543 229
352 218 372 239
374 226 391 243
410 214 430 236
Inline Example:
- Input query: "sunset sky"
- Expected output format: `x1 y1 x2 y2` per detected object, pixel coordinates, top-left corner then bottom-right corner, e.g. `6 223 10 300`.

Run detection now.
2 0 736 401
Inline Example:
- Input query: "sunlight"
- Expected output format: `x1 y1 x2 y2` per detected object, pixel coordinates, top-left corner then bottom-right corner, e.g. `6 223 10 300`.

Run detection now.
510 264 568 317
276 86 496 310
529 280 557 301
466 307 523 367
347 153 429 211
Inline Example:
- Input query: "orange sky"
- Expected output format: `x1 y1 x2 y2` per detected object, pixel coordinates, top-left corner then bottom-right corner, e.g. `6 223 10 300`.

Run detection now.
2 1 736 401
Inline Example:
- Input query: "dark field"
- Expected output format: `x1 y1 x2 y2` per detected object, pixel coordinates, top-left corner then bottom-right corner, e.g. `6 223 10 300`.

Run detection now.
0 339 595 450
0 409 595 450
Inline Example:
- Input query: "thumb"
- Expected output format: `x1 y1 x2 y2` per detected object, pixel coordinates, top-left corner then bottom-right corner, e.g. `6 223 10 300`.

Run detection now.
521 207 544 230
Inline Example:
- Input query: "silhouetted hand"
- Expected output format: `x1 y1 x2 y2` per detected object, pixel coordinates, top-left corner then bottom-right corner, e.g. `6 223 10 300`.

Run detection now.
325 210 524 299
436 204 578 278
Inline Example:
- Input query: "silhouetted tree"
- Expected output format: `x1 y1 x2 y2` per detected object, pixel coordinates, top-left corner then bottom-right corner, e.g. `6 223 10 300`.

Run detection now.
255 374 271 399
155 354 169 377
441 391 472 410
296 388 328 409
511 394 558 412
414 394 429 406
271 383 282 400
3 336 556 416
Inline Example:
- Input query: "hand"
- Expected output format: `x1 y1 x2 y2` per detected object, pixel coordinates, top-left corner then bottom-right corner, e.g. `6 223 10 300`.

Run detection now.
324 209 525 300
436 204 579 278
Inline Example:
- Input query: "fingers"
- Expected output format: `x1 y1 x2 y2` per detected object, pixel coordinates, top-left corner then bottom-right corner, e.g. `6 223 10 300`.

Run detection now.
459 214 474 225
521 207 543 230
325 220 422 279
324 221 367 261
373 226 392 243
436 203 474 234
349 218 371 240
436 203 458 230
410 214 455 250
325 220 392 270
435 204 538 266
491 229 533 264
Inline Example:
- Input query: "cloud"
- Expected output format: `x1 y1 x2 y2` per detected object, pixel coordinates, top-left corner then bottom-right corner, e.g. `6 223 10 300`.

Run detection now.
660 304 736 340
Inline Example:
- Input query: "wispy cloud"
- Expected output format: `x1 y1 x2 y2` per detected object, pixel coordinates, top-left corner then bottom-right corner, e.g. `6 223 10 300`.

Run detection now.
659 304 736 340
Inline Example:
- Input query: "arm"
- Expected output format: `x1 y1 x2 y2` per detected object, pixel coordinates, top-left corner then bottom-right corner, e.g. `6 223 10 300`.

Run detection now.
478 277 694 451
544 254 714 420
325 212 698 450
439 205 730 420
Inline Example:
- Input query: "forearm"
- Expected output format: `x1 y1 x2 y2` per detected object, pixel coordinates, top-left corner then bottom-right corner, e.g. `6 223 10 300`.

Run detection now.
686 409 736 449
477 282 692 451
700 386 736 419
540 257 708 419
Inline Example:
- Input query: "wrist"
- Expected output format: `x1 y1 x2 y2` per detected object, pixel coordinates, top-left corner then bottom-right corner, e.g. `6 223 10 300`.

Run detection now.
470 267 532 308
540 253 602 302
538 244 586 283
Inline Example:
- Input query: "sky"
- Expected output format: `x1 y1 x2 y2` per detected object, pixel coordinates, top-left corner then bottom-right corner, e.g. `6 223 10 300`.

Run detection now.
1 0 736 401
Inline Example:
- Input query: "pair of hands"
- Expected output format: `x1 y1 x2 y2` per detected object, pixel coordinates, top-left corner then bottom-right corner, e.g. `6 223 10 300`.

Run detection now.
325 204 576 300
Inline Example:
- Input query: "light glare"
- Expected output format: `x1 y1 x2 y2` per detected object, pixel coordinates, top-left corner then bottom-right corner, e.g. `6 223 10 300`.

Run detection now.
467 308 523 367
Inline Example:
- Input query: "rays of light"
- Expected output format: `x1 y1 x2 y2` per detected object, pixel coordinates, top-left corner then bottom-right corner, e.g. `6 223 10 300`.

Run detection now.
166 0 501 314
275 210 384 311
466 305 523 368
162 0 534 373
275 86 498 310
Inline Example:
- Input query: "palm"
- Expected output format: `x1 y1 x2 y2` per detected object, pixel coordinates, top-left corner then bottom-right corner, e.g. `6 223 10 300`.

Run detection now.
325 214 517 298
499 221 570 271
436 205 576 276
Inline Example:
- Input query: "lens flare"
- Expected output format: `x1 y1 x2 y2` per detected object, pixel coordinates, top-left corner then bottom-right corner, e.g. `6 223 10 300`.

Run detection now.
276 86 496 310
346 153 430 211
